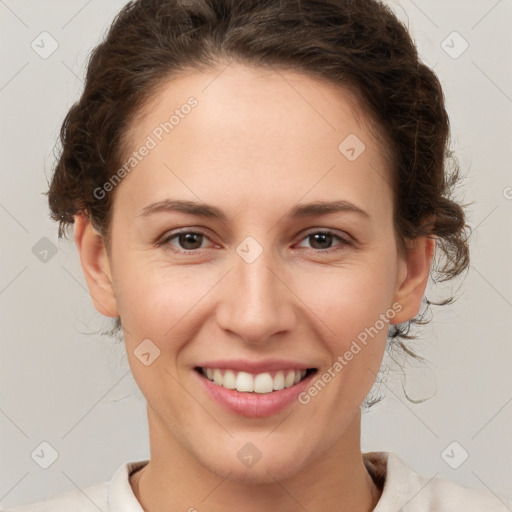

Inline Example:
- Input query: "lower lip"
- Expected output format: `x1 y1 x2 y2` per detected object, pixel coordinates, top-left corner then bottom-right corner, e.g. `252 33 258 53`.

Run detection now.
194 370 316 418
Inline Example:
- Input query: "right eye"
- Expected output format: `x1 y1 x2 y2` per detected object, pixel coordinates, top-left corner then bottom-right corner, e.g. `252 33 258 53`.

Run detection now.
157 230 216 252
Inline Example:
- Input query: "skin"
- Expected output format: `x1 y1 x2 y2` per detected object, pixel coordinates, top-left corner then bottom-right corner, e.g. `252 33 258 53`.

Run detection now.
73 63 435 512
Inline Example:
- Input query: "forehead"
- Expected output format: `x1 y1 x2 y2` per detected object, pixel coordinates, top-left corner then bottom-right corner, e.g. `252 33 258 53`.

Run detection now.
114 63 393 223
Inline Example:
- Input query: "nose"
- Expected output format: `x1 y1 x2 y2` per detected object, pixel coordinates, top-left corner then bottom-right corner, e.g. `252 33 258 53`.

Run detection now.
215 246 296 346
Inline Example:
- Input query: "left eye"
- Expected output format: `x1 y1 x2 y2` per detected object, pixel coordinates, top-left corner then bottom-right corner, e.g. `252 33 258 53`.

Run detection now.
296 231 349 252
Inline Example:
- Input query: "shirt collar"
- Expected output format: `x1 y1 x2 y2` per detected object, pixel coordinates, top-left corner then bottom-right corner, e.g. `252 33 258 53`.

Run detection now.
108 458 149 512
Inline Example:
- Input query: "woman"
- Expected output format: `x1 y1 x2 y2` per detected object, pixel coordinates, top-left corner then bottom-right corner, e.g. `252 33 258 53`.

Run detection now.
5 0 511 510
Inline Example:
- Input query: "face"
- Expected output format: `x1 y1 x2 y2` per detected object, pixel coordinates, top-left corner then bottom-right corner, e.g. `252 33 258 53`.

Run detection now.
76 63 433 483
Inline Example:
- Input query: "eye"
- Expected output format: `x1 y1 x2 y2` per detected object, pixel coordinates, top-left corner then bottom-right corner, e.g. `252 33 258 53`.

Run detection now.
157 230 214 252
296 230 351 253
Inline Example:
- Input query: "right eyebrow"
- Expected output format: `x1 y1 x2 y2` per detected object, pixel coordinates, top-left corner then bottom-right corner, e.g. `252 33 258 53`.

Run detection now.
139 199 227 221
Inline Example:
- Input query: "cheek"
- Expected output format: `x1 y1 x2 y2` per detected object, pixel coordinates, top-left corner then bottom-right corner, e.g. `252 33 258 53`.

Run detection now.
112 254 203 337
294 259 397 342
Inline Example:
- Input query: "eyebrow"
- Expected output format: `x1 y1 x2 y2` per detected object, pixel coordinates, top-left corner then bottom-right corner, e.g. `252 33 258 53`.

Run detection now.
138 199 370 221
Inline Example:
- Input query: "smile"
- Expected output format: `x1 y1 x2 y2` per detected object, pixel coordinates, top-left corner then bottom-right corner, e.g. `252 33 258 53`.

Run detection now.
197 367 316 393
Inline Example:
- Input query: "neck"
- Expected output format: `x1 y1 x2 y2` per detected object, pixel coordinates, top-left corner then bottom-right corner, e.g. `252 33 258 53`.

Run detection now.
131 405 382 512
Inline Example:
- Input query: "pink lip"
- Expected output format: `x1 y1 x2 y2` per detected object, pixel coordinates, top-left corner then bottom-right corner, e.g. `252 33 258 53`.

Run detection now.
195 358 313 374
193 366 317 418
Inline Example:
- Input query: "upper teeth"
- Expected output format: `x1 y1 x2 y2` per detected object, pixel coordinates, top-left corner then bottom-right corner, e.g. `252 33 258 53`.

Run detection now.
202 368 307 394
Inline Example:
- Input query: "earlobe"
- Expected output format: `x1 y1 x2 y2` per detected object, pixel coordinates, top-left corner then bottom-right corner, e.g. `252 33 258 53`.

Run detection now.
73 212 119 318
391 236 436 325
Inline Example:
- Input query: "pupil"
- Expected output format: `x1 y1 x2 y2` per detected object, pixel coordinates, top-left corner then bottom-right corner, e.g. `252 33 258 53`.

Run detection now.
180 233 202 250
311 233 331 249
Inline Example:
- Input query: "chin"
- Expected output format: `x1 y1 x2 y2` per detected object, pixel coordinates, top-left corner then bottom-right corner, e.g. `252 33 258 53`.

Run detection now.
218 460 306 485
196 441 313 484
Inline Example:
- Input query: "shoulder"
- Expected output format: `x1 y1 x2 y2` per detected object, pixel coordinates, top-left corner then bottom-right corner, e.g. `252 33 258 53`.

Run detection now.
365 451 512 512
1 459 148 512
422 476 512 511
1 482 108 512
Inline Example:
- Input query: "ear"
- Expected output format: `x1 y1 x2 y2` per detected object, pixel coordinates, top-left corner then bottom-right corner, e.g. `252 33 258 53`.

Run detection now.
73 212 119 318
391 236 436 324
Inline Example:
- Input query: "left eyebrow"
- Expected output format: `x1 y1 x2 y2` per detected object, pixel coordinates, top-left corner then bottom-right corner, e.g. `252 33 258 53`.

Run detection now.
138 199 370 221
288 200 370 219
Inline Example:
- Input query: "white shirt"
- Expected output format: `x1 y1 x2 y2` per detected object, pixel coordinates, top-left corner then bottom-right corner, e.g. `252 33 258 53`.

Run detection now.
3 451 511 511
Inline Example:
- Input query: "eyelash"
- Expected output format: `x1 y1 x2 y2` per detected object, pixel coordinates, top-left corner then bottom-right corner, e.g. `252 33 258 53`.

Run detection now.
156 228 353 255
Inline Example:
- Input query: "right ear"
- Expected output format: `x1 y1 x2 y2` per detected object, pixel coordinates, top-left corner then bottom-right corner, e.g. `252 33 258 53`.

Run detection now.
73 212 119 318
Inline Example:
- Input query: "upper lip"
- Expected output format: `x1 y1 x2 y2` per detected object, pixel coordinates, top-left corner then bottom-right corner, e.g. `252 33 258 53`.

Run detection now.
195 359 316 374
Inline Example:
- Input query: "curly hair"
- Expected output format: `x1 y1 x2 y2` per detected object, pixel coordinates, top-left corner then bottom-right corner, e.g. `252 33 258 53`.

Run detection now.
46 0 470 379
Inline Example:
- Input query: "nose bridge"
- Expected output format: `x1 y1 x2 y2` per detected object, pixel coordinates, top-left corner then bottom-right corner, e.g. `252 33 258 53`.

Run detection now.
217 240 295 344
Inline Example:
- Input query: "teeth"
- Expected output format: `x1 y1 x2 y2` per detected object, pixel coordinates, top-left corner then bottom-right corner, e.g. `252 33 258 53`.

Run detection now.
213 369 223 385
284 371 295 388
223 370 236 389
201 368 309 393
235 371 254 392
273 371 285 391
254 373 273 394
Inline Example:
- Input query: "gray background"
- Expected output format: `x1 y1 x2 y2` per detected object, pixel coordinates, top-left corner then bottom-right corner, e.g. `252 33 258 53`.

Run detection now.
1 0 511 508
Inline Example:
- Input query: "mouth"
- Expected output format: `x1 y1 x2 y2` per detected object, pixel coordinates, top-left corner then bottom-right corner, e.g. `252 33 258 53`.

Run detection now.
193 359 319 417
195 366 318 393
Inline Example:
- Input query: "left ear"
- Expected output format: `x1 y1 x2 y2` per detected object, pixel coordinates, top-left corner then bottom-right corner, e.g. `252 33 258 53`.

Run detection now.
391 236 436 324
